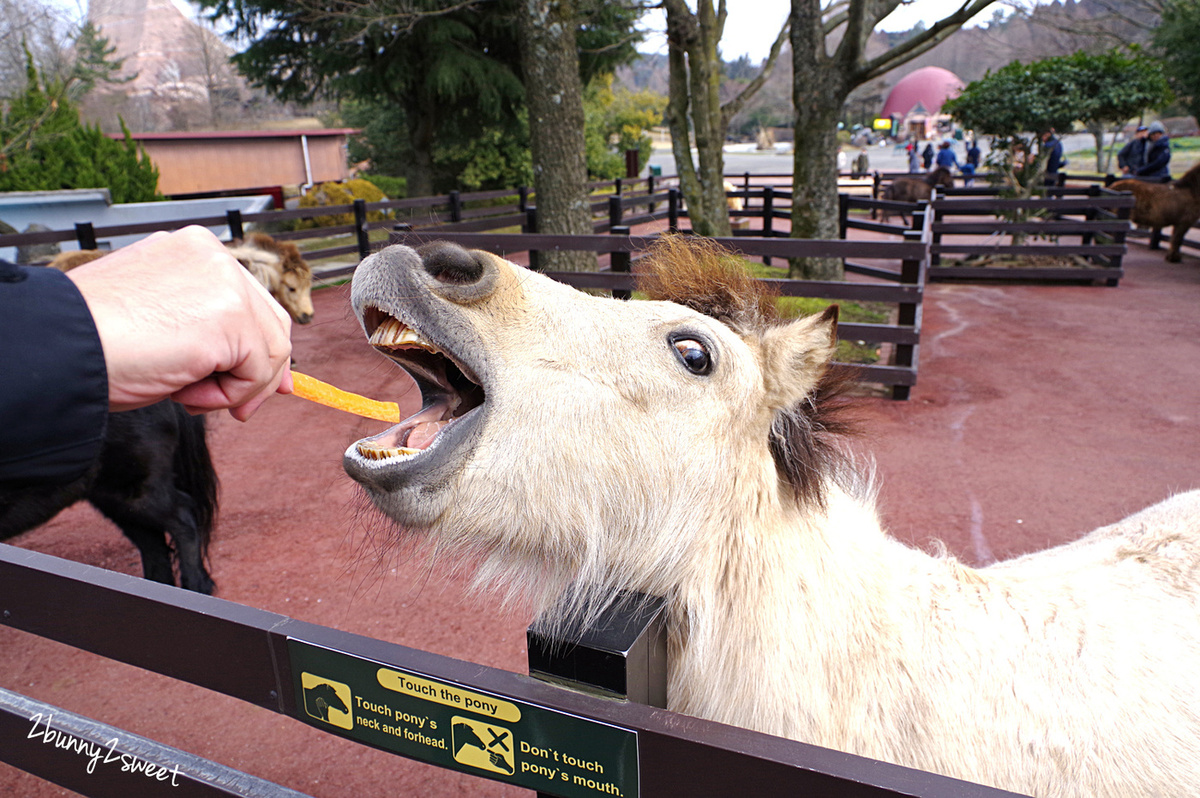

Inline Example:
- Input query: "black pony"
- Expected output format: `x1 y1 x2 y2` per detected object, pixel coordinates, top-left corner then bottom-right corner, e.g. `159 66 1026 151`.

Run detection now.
0 401 218 593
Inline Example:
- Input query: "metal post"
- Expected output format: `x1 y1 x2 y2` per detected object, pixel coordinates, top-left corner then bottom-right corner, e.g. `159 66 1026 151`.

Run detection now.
667 188 680 233
762 186 775 266
353 199 371 260
74 222 97 251
527 592 667 706
225 209 244 242
528 592 666 798
525 206 540 271
609 224 631 300
608 195 623 232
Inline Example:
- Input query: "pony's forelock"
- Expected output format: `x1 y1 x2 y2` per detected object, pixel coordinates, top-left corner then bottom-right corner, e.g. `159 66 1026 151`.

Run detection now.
637 235 859 508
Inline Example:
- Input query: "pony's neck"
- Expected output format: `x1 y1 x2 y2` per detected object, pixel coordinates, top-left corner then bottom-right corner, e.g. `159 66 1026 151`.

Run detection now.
668 481 957 742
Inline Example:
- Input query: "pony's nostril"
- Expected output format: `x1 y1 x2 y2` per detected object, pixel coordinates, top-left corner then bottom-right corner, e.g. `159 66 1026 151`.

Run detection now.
417 241 485 285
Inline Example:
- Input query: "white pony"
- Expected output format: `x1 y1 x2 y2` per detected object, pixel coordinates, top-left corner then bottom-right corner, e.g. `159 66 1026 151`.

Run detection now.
343 237 1200 797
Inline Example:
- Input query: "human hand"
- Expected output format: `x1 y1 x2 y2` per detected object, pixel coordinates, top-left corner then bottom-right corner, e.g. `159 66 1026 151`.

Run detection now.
67 226 293 420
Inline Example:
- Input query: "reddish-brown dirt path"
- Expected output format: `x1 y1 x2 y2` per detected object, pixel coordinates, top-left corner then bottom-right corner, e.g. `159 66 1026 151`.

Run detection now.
2 243 1198 797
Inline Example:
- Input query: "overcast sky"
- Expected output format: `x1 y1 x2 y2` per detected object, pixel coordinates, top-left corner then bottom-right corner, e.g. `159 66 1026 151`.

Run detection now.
637 0 1011 63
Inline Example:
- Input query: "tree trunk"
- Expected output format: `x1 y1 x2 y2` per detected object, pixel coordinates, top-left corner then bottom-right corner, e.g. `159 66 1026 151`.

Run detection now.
407 106 437 199
789 0 848 280
664 0 730 238
518 0 593 272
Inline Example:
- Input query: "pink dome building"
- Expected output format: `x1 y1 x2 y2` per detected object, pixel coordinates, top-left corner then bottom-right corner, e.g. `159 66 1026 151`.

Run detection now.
881 67 965 140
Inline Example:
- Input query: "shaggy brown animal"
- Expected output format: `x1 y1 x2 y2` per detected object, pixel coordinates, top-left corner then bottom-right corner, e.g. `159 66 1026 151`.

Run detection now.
226 232 314 324
48 232 315 323
878 167 955 223
1110 162 1200 263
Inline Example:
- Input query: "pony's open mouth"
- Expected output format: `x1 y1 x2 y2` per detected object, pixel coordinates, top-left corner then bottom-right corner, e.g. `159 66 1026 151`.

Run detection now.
353 308 486 462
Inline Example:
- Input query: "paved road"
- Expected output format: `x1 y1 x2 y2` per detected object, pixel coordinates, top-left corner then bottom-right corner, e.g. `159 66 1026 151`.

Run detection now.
646 132 1101 178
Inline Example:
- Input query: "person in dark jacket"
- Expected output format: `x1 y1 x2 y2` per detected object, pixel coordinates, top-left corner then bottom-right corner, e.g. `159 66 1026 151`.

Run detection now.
1041 129 1065 186
1135 121 1172 180
1117 125 1149 176
1 227 292 488
922 142 935 170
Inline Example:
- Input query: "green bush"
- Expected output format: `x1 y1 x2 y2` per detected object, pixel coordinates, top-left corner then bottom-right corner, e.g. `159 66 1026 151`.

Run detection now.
298 179 388 228
362 173 406 199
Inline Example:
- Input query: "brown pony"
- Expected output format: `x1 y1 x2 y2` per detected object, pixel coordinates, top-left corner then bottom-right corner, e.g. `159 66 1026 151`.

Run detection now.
49 232 315 323
877 167 955 223
1110 162 1200 263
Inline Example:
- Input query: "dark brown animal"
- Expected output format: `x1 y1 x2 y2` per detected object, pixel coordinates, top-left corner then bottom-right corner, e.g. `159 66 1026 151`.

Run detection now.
1110 163 1200 263
878 167 955 223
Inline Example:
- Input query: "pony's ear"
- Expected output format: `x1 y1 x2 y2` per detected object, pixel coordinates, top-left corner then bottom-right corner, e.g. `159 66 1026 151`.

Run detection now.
760 305 838 410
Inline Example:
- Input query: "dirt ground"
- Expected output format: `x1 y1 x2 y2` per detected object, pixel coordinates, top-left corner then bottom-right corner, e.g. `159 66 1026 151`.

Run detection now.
2 241 1199 797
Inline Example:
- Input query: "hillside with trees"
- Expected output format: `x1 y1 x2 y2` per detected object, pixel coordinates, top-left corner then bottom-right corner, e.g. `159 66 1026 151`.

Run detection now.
617 0 1163 135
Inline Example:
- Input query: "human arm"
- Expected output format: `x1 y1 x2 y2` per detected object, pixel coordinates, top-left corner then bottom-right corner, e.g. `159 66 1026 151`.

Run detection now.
66 226 294 421
0 261 109 485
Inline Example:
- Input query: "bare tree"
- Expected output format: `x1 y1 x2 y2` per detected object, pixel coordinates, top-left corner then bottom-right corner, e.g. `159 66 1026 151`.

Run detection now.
662 0 790 237
789 0 1001 279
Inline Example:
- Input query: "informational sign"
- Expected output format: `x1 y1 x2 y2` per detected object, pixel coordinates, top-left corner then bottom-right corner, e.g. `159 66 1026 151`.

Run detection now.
872 117 893 131
289 639 639 798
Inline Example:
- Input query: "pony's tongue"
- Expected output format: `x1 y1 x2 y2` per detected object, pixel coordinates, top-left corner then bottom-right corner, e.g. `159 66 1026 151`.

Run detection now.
357 397 453 459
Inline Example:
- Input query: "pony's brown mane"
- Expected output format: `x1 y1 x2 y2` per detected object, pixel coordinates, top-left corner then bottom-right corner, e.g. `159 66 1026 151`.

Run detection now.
637 235 858 507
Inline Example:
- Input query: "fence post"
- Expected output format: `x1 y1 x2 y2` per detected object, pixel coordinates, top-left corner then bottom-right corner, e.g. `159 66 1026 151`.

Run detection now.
615 177 623 197
518 186 530 212
647 174 656 213
528 593 666 798
448 190 462 223
525 205 540 271
761 186 775 266
353 199 371 260
667 188 680 233
890 215 925 402
838 193 849 240
225 209 244 242
74 222 97 251
527 592 667 706
608 195 624 233
610 224 631 300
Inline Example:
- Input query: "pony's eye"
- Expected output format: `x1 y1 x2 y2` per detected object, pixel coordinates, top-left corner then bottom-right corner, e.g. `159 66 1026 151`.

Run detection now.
673 338 711 375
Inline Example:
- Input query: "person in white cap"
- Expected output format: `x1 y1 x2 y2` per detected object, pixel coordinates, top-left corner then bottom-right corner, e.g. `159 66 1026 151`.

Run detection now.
1135 121 1171 180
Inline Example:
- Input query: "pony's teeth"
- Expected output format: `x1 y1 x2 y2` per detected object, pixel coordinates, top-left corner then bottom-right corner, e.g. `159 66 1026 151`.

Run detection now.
370 318 437 352
356 443 420 460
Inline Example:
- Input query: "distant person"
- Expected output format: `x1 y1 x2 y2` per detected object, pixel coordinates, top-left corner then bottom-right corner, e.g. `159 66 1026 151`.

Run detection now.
853 147 871 176
935 140 959 171
1135 121 1171 180
922 141 935 171
1041 129 1065 186
966 139 981 170
907 141 921 173
1117 125 1149 176
837 147 848 172
962 138 981 186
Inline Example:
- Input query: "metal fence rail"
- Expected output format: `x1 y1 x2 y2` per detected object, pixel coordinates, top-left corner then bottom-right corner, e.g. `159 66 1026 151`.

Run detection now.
0 543 1026 798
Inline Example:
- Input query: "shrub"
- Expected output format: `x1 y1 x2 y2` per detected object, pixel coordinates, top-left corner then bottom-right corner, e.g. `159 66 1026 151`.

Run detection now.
298 179 388 229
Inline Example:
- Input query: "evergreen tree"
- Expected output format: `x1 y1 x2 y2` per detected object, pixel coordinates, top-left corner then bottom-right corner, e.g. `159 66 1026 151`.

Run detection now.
1155 0 1200 124
0 55 159 202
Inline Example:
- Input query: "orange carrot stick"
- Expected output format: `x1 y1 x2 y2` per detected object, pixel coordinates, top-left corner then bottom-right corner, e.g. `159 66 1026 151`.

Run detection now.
290 371 400 423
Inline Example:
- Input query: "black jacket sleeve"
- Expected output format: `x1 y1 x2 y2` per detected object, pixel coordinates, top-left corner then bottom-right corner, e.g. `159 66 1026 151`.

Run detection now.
0 260 109 487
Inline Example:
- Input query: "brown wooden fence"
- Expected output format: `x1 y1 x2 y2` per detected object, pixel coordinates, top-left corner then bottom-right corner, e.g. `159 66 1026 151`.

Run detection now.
0 543 1027 798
